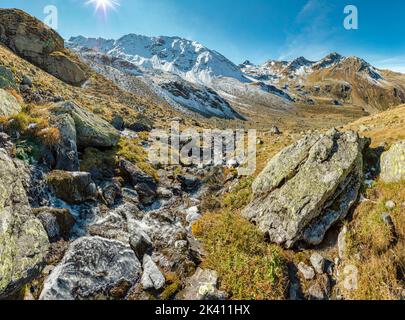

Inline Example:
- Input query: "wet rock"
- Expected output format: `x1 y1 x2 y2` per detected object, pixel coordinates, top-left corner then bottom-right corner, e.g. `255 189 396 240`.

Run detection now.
0 88 21 116
141 255 165 291
157 187 173 199
177 174 200 192
119 159 157 204
178 268 226 300
52 101 120 148
122 188 140 204
47 170 97 204
33 207 76 242
101 180 122 207
310 253 326 274
0 9 88 86
0 149 49 298
380 141 405 183
40 237 141 300
129 227 153 260
298 262 316 280
243 129 368 248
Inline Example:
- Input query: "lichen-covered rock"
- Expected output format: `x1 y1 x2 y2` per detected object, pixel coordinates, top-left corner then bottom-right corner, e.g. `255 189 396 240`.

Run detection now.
178 268 226 300
380 141 405 183
47 170 97 204
0 148 49 298
0 9 88 86
0 132 15 156
0 66 17 89
0 88 21 116
52 101 120 148
51 113 80 171
243 129 369 248
39 236 141 300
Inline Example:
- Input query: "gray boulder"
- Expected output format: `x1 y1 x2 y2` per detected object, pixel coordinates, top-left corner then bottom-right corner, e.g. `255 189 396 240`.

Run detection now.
0 9 88 86
39 236 142 300
52 113 80 171
47 170 97 204
52 101 120 148
243 129 368 248
380 141 405 183
0 149 49 298
0 88 21 116
141 255 165 291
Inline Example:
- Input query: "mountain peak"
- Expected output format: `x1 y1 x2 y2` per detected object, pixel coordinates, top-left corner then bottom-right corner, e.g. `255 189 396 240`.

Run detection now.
68 34 245 85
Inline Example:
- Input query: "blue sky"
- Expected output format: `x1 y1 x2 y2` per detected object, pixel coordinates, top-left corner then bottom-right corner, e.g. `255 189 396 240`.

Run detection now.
1 0 405 72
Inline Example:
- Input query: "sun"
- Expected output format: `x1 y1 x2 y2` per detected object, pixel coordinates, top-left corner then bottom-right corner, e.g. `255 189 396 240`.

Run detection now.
86 0 120 14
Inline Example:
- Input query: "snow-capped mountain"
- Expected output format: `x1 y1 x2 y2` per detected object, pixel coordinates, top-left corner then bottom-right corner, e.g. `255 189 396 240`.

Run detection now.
68 35 246 86
72 45 244 119
69 33 404 116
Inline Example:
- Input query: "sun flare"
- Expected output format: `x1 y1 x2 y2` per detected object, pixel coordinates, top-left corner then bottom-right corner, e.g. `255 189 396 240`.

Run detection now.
86 0 120 14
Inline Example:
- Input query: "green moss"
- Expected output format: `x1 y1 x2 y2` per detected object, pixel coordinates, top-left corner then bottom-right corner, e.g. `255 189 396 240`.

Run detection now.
15 138 42 163
160 282 181 300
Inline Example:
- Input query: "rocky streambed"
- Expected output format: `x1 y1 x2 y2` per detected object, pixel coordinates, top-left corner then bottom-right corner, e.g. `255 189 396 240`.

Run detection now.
1 101 404 300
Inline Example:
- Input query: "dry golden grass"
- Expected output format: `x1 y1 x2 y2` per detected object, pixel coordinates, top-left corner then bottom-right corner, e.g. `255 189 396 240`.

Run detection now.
341 180 405 300
344 104 405 148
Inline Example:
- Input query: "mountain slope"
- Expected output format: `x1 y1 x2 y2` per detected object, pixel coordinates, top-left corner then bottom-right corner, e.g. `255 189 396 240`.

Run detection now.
68 35 246 86
73 48 244 119
243 53 405 112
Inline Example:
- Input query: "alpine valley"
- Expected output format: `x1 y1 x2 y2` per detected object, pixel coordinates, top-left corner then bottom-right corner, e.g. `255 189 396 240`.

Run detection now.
0 8 404 301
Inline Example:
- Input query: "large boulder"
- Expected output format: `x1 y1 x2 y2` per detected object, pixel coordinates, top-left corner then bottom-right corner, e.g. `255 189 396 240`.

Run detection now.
39 236 142 300
52 101 120 148
380 141 405 183
0 149 49 298
51 113 80 171
47 170 97 204
0 9 88 86
243 129 369 248
0 88 21 116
